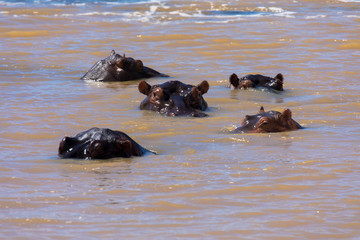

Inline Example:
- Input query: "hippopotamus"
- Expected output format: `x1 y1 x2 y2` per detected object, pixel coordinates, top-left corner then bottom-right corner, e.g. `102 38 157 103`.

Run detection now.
138 80 210 117
232 106 302 133
58 127 151 159
81 50 169 82
229 73 284 91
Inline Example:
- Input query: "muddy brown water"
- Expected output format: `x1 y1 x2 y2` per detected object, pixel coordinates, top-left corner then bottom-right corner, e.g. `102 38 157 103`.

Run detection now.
1 0 360 239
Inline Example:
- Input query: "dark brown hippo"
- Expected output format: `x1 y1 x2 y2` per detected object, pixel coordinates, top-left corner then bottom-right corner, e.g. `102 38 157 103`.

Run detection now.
81 50 169 82
229 73 284 91
138 80 209 117
232 106 302 133
58 127 151 159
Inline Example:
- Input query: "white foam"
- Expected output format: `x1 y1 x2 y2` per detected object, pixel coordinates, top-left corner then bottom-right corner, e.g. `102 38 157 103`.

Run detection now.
77 12 122 16
257 6 283 13
51 3 66 7
60 14 75 17
147 5 159 15
2 1 297 24
347 15 360 18
268 7 285 13
274 11 296 18
120 2 171 23
169 10 191 17
146 5 297 24
72 3 86 6
338 0 360 2
305 15 326 19
254 6 296 18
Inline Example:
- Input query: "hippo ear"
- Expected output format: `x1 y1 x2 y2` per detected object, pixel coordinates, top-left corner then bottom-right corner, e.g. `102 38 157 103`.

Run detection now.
138 81 152 95
197 80 209 95
259 106 265 113
58 136 69 156
88 140 106 159
136 60 144 72
281 109 292 121
58 136 78 155
116 139 132 158
229 73 240 88
116 55 126 69
275 73 283 82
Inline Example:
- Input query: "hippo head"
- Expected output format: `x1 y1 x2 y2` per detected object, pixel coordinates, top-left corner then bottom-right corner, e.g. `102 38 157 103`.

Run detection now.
233 106 302 133
58 127 149 159
112 52 144 74
267 73 284 91
81 50 168 82
229 73 253 90
138 80 210 117
229 73 284 91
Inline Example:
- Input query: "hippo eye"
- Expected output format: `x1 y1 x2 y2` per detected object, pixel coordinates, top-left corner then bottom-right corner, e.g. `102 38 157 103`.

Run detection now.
259 118 269 128
261 119 269 125
153 92 157 97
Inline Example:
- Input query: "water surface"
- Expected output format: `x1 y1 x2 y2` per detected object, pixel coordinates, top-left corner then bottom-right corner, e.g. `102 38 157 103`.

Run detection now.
1 0 360 239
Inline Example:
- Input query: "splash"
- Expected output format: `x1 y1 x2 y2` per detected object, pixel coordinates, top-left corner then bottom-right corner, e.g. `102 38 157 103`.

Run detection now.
0 0 297 24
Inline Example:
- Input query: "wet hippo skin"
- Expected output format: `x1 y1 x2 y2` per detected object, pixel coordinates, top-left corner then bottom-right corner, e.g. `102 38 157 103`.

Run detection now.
232 106 302 133
58 127 151 159
81 50 169 82
138 80 210 117
229 73 284 91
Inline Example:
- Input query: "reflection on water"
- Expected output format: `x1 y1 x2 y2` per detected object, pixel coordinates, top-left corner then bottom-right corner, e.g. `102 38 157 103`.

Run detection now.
1 0 360 239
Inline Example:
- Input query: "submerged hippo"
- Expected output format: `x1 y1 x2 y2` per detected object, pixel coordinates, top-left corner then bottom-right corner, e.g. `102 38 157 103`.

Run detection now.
138 80 210 117
58 127 151 159
81 50 169 82
232 106 302 133
229 73 284 91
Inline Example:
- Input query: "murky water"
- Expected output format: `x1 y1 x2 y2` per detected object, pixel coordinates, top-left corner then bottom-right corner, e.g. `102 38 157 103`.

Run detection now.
1 0 360 239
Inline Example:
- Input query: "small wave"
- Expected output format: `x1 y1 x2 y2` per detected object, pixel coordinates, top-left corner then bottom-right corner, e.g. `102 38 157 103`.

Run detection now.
104 0 165 5
0 1 297 24
52 3 86 7
199 6 291 17
0 0 163 7
168 7 296 24
257 7 283 13
77 12 123 16
305 15 327 19
338 0 360 2
202 10 268 16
